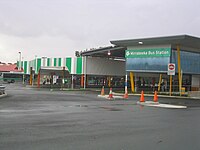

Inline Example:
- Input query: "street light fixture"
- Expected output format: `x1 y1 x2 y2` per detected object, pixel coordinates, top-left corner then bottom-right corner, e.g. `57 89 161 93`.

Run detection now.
138 41 143 45
108 50 111 56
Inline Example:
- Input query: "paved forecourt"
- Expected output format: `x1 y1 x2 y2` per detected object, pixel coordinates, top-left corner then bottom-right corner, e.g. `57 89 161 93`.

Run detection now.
1 84 200 150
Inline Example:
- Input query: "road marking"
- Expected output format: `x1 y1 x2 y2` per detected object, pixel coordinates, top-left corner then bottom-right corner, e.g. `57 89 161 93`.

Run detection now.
137 101 187 109
97 95 124 100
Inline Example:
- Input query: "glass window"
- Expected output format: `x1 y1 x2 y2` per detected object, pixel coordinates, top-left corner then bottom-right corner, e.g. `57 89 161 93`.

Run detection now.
126 57 170 72
171 50 200 74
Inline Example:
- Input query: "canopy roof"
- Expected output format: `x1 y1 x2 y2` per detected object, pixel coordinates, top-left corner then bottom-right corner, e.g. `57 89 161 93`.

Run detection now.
0 63 23 72
80 46 126 58
81 35 200 58
111 35 200 53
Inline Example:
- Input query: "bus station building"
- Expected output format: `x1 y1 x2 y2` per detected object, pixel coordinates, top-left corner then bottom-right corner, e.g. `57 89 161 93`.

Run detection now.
18 35 200 94
81 35 200 93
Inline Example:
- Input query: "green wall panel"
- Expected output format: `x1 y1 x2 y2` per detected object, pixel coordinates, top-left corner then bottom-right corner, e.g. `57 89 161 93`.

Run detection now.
66 58 71 73
24 61 27 74
47 58 50 66
37 58 41 73
76 57 82 74
54 58 57 66
58 58 62 66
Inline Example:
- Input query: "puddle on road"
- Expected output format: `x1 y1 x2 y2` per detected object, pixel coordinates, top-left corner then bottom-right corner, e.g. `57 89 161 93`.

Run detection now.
112 103 137 106
99 106 122 111
74 105 88 108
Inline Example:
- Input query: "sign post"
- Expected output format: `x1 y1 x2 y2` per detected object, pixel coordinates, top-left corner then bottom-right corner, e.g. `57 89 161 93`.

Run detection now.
125 72 128 95
168 63 175 96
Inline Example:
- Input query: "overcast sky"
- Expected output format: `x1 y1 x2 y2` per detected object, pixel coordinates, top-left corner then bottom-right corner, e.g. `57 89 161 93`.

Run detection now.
0 0 200 63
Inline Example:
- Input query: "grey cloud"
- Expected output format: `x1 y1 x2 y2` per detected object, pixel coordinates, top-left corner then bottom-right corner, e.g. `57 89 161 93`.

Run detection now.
0 0 200 62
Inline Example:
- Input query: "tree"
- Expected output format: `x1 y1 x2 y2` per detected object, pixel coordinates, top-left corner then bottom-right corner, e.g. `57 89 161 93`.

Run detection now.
75 51 80 57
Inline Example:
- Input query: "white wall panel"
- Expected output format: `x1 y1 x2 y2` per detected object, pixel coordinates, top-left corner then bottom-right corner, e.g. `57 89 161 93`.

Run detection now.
86 57 125 76
192 75 200 87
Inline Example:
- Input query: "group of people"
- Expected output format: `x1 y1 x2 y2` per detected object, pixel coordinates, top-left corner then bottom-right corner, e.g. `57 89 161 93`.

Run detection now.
136 77 168 92
161 80 167 92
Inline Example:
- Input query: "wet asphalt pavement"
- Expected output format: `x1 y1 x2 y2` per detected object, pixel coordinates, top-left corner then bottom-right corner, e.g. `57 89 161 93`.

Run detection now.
0 84 200 150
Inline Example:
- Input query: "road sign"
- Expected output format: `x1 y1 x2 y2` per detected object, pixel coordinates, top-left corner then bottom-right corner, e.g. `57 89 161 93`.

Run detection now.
168 63 175 75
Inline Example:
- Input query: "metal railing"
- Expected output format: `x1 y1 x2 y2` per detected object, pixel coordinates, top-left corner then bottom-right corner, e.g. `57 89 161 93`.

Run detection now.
0 85 5 95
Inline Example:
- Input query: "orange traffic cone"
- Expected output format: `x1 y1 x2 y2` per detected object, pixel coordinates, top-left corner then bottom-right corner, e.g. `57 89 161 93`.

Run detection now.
101 86 105 96
108 88 113 99
123 90 128 99
153 91 158 102
140 90 145 102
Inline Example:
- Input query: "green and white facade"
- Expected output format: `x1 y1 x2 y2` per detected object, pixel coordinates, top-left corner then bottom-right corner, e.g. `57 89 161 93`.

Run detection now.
18 56 125 76
17 56 126 88
18 57 84 75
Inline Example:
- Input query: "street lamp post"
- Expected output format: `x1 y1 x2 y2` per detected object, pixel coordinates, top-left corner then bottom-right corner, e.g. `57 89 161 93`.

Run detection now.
18 52 22 71
18 52 24 84
33 55 37 86
84 56 87 89
22 57 25 85
34 55 37 71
